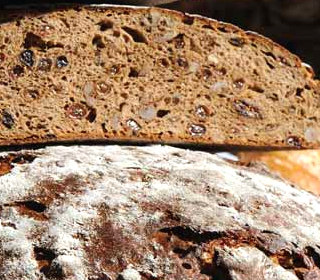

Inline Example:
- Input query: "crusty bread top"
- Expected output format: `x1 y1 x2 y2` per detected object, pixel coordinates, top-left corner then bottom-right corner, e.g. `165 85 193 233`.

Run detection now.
0 5 319 148
1 145 320 279
238 150 320 195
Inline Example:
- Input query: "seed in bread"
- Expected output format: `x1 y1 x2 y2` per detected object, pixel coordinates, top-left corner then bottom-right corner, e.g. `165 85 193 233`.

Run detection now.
0 5 319 148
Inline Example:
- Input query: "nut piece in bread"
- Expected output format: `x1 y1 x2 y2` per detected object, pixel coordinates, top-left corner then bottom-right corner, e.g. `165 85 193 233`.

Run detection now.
0 5 319 148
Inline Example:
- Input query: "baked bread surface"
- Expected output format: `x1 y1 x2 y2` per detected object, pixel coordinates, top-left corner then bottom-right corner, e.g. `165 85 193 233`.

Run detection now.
1 145 320 279
0 5 320 148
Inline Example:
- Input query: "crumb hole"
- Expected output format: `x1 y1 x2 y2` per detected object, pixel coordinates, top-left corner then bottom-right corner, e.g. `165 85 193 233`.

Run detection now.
92 35 105 48
217 26 228 33
157 110 170 118
249 85 264 93
122 27 147 43
121 93 129 99
98 19 113 31
86 108 97 123
229 37 245 47
261 51 277 60
182 15 194 25
129 68 139 78
24 32 46 49
101 123 108 133
113 30 121 37
202 25 214 30
160 58 170 67
265 58 275 70
295 88 303 98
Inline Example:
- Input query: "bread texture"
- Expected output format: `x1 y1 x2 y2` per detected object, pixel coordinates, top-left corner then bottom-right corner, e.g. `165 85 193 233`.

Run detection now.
0 5 320 148
1 145 320 280
237 150 320 195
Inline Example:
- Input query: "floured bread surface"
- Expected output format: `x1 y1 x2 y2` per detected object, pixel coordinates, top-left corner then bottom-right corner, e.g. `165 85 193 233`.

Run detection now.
0 145 320 279
0 5 319 148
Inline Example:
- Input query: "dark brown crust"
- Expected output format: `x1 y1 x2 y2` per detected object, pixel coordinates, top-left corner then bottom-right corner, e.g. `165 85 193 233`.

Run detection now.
0 132 317 150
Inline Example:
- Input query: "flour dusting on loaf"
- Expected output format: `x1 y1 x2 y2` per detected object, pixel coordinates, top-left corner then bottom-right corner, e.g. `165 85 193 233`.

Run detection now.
0 145 320 279
0 5 319 148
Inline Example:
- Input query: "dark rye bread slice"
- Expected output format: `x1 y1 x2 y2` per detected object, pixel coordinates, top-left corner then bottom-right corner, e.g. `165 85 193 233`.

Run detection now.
0 5 320 148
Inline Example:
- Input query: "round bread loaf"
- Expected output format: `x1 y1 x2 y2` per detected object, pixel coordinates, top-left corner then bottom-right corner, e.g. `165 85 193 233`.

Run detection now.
0 145 320 280
237 150 320 195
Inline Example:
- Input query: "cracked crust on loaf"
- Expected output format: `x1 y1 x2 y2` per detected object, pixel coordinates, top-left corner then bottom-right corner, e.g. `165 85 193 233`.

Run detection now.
0 145 320 279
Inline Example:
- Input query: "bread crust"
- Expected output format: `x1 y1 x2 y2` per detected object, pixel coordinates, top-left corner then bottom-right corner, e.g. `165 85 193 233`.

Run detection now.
1 145 320 279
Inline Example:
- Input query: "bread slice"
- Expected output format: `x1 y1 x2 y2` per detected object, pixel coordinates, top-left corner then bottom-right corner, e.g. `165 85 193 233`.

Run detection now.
0 5 320 148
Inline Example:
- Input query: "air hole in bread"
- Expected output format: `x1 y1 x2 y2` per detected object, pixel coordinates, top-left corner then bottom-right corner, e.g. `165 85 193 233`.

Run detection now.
189 124 206 136
269 93 279 101
202 24 214 30
296 88 304 98
199 68 212 81
113 30 121 37
265 59 275 70
92 35 105 49
279 56 291 67
122 27 148 44
261 51 277 61
101 123 107 133
23 32 46 49
249 85 264 93
195 105 210 118
120 93 129 99
86 108 97 123
157 109 170 118
98 19 113 31
126 118 141 133
229 37 245 47
23 32 64 50
12 65 24 76
182 15 194 25
129 68 139 78
38 58 52 72
217 26 228 33
56 56 68 69
119 102 126 112
286 136 302 148
160 58 170 67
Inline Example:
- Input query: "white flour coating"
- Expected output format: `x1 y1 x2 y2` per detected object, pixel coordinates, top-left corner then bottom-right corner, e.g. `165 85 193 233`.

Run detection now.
120 266 142 280
217 246 299 280
0 145 320 280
